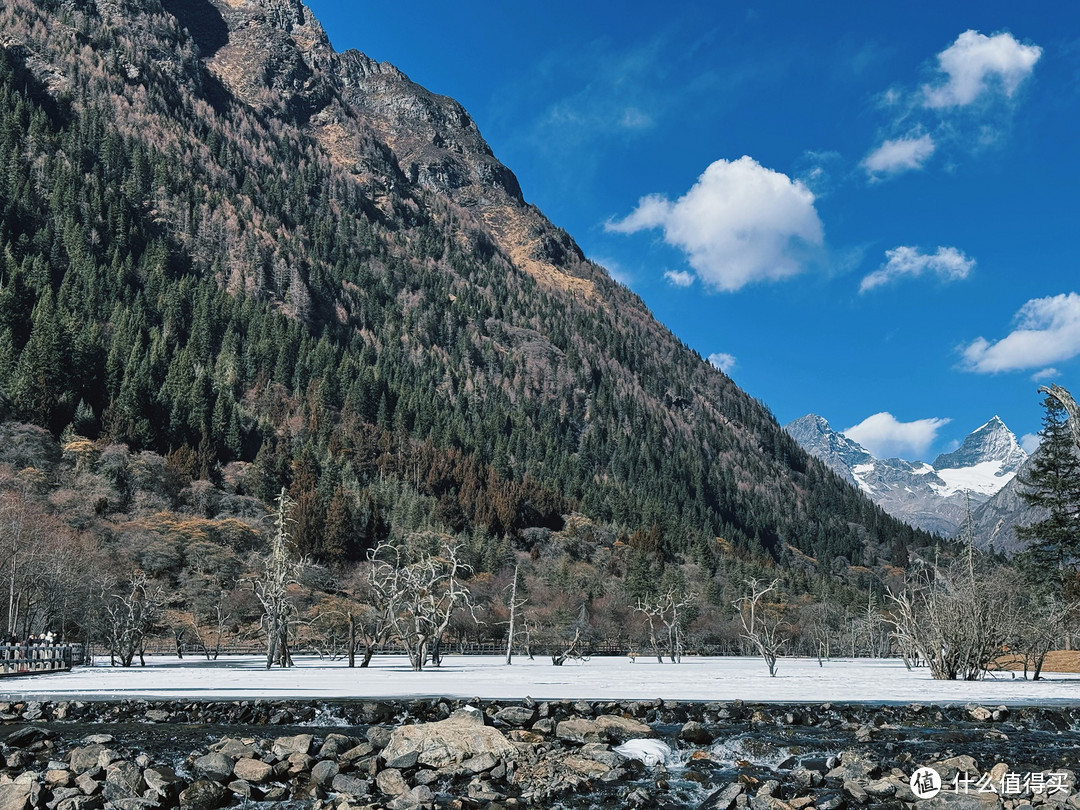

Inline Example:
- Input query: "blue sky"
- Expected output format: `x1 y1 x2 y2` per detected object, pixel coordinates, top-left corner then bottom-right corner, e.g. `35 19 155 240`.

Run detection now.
304 0 1080 461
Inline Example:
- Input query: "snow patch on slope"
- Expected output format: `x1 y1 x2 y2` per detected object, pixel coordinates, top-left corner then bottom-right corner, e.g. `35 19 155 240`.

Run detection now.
932 459 1020 497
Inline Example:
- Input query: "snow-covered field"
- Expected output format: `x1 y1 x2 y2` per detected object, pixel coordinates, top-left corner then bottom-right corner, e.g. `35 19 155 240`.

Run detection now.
2 655 1078 705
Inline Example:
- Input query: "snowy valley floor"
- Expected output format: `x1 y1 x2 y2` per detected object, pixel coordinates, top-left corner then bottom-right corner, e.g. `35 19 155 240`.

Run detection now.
2 655 1079 705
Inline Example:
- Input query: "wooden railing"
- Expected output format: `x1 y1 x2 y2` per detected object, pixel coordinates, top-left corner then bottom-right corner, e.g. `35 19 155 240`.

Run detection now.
0 644 83 676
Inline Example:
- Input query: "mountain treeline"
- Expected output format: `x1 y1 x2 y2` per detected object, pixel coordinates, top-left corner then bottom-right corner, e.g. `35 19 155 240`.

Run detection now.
0 0 932 589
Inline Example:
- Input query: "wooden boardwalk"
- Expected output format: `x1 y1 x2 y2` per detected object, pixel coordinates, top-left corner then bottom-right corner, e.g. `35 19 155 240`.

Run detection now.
0 644 83 677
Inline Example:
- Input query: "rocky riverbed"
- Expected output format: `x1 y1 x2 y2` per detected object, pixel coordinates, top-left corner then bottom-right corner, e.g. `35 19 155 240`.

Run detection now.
1 698 1080 809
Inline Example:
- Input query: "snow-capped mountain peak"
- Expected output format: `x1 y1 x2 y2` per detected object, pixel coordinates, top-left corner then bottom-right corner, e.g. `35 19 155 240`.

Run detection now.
932 415 1026 472
785 414 1027 537
929 415 1027 498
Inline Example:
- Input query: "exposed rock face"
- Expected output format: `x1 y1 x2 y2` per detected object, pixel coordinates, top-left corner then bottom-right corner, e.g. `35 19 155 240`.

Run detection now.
193 0 596 300
786 414 1028 540
966 453 1046 554
379 707 516 769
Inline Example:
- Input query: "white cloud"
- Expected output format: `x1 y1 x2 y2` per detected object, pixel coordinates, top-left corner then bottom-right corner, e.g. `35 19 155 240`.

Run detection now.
861 134 935 177
664 269 695 287
859 245 975 292
606 156 824 292
1021 433 1042 454
707 352 737 373
843 412 951 459
1031 367 1060 382
960 293 1080 373
923 30 1042 109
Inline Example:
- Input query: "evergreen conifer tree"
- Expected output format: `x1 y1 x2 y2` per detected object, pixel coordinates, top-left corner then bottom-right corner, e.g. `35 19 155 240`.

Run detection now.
1016 393 1080 594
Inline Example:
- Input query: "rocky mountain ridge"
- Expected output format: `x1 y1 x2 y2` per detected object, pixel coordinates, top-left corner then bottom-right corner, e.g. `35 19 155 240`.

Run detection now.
785 414 1026 538
0 0 934 575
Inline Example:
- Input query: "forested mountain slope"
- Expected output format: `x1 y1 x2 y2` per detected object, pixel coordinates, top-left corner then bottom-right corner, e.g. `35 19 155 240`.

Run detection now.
0 0 932 570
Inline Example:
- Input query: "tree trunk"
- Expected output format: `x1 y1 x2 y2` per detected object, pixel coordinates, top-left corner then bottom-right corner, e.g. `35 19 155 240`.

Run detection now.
505 566 518 665
348 613 356 668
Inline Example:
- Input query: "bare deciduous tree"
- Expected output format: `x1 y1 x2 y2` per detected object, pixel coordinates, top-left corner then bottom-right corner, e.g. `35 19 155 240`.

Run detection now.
368 540 474 671
887 549 1018 681
734 578 786 677
1009 593 1075 680
635 587 697 663
100 571 164 667
505 563 526 665
256 489 302 669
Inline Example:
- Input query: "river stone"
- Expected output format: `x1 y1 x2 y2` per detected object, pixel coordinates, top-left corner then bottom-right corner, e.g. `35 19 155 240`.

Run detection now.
225 781 252 799
563 756 611 777
318 734 355 759
387 785 434 810
210 739 257 760
4 727 49 748
45 769 73 788
968 705 994 722
340 742 375 764
143 766 181 798
109 800 161 810
145 710 170 723
69 744 117 772
380 708 515 769
413 770 438 786
231 758 273 784
921 793 1002 810
178 779 226 810
578 743 627 768
103 761 146 800
366 726 392 749
193 752 235 783
49 787 82 806
934 755 980 781
383 748 419 769
700 782 744 810
286 752 313 775
330 773 370 798
556 715 654 744
4 751 32 770
679 721 714 745
494 706 536 726
459 752 499 774
507 730 545 744
376 768 410 796
310 759 339 786
0 783 34 810
843 780 869 804
865 779 897 798
827 749 880 780
272 734 313 758
74 772 100 796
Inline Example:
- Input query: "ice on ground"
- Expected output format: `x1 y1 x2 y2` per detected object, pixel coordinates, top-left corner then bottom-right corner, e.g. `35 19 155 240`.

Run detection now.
614 739 673 767
1 655 1077 704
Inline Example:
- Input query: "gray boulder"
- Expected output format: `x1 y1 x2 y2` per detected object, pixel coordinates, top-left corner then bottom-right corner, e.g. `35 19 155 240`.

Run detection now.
271 734 313 758
178 779 226 810
231 758 273 784
193 752 235 783
380 708 515 770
